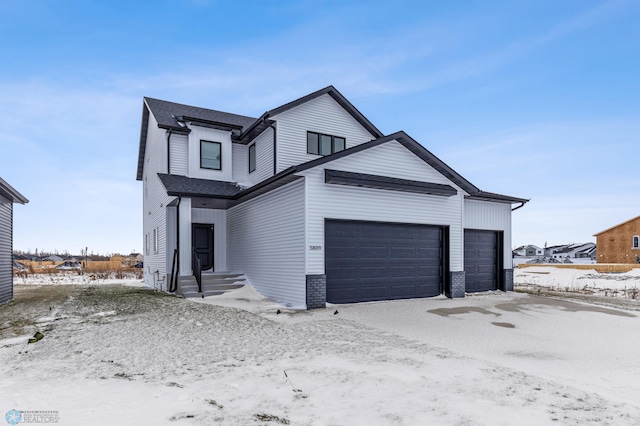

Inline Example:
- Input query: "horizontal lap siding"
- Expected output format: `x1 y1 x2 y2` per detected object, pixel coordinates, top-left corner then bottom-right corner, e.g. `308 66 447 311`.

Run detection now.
0 195 12 303
247 128 275 187
169 133 188 176
232 144 248 184
301 141 465 274
143 111 173 290
272 94 377 172
464 199 512 268
227 180 306 308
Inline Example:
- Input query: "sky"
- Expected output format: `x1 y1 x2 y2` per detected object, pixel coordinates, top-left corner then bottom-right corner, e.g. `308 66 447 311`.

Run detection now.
0 0 638 255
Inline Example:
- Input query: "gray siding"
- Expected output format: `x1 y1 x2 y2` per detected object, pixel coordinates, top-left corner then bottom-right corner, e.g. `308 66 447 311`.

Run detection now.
227 180 306 308
300 140 466 274
272 94 377 173
464 199 512 268
0 194 13 304
169 133 189 176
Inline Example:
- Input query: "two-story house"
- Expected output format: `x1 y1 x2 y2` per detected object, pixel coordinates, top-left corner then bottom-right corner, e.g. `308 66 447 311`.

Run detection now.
136 86 528 309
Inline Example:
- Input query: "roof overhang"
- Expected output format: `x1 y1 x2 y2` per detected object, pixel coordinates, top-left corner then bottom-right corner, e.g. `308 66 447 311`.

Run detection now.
0 177 28 204
325 169 457 197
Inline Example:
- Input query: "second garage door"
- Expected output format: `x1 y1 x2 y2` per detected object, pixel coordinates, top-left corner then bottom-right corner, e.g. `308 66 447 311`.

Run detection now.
464 229 500 292
325 220 444 304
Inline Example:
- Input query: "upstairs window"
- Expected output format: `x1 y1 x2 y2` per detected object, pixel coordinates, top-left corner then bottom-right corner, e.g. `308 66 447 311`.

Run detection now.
201 140 221 170
633 236 639 249
307 131 346 156
249 143 256 173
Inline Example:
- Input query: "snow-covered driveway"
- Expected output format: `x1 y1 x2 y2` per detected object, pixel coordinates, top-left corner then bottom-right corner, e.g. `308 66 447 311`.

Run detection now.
336 293 640 406
2 284 640 425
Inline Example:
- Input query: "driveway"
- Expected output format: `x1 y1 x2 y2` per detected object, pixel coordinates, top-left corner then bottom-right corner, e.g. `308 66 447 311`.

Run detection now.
334 292 640 405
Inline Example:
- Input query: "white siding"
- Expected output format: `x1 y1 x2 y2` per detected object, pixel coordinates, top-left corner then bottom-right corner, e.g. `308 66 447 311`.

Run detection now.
192 208 227 271
0 195 12 303
464 199 513 268
169 133 189 176
300 140 466 274
187 125 233 181
232 143 248 184
247 128 275 187
142 110 173 290
272 94 377 172
228 180 306 308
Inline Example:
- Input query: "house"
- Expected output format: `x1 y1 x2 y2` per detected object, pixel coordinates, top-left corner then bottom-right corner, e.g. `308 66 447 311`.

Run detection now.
594 215 640 263
136 86 528 309
0 178 28 304
513 245 544 257
548 243 596 260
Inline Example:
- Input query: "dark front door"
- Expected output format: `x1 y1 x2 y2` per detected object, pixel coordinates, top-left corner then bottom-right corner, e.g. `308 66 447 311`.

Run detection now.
192 224 214 271
325 219 444 304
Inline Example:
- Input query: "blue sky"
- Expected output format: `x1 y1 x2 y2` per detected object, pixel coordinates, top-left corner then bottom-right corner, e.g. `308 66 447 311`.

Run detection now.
1 0 638 255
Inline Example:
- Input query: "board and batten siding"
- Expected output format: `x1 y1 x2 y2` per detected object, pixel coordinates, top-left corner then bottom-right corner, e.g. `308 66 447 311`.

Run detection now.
300 140 466 274
169 133 189 176
464 199 512 268
0 194 12 304
272 94 377 173
227 180 306 308
142 108 174 290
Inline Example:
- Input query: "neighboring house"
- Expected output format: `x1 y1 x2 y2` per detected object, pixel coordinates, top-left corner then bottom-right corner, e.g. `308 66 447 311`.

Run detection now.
43 255 64 262
0 178 28 304
549 243 596 260
136 86 528 309
594 216 640 263
513 245 543 257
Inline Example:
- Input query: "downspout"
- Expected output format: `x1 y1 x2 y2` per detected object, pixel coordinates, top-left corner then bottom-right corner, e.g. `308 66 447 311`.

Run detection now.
166 129 173 174
172 195 181 292
266 119 277 175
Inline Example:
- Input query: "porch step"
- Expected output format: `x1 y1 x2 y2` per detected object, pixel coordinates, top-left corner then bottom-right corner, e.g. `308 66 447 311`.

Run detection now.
176 272 248 299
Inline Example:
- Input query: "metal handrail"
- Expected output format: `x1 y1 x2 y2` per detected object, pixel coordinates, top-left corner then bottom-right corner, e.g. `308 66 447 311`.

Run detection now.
169 248 178 292
192 248 202 294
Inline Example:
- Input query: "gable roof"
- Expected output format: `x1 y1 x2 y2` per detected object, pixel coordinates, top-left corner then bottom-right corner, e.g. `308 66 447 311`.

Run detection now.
0 177 28 204
594 215 640 236
159 130 527 206
236 85 384 144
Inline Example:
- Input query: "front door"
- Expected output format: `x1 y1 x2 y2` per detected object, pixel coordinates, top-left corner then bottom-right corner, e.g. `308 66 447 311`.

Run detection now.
192 224 214 272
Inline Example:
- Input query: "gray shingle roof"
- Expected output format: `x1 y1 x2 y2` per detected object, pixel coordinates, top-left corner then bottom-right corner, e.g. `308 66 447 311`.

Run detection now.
158 174 243 198
144 97 257 131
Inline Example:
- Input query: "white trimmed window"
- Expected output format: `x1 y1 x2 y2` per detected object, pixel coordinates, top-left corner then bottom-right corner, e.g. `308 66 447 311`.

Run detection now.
153 228 158 253
145 233 149 255
633 235 639 249
200 140 222 170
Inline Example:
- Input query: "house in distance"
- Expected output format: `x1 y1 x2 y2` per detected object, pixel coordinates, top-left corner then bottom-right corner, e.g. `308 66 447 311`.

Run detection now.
594 215 640 263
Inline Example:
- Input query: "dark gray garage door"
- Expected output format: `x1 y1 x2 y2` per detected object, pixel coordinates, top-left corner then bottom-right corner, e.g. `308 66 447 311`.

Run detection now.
325 220 444 304
464 230 500 292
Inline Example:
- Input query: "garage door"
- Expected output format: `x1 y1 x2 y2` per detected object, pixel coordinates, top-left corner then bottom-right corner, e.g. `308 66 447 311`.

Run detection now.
464 230 500 292
325 220 444 304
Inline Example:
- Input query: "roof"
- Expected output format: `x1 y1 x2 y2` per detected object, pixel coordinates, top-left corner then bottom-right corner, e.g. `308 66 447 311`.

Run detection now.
594 215 640 236
159 130 528 206
236 85 384 144
0 177 28 204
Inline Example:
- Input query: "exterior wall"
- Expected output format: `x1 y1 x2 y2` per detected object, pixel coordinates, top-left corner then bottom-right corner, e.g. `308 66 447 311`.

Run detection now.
142 112 173 290
232 143 248 184
228 180 306 308
247 128 275 187
272 94 378 173
464 199 513 268
169 133 189 176
187 125 233 181
300 140 466 275
0 194 12 304
192 208 227 271
596 217 640 263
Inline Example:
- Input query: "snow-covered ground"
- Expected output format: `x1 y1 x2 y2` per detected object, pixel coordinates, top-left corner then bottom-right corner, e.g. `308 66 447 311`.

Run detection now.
516 266 640 297
2 278 640 425
13 270 142 287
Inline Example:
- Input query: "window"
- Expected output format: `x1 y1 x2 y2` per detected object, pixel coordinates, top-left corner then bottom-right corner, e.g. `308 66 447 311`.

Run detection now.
249 143 256 173
153 228 158 254
634 236 639 249
200 140 221 170
145 234 149 255
306 131 346 156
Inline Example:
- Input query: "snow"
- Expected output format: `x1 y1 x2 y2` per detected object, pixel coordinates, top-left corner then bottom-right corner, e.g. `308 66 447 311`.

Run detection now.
516 266 640 294
2 279 640 425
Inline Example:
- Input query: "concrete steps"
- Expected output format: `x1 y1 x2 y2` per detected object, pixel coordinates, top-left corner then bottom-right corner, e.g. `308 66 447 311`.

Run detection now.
176 272 247 298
